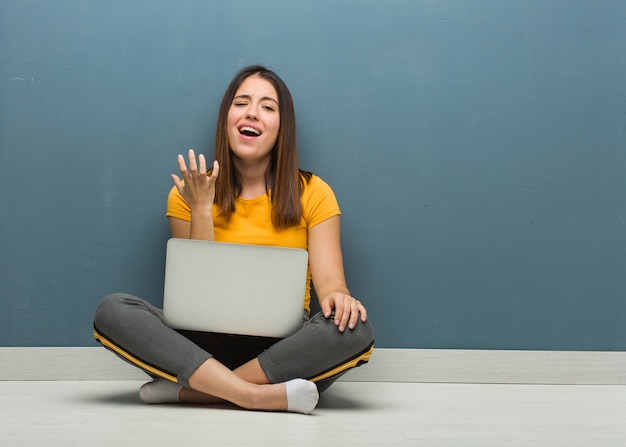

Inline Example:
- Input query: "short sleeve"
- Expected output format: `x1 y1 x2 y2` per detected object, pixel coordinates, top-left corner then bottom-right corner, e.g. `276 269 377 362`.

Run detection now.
302 175 341 229
166 185 191 222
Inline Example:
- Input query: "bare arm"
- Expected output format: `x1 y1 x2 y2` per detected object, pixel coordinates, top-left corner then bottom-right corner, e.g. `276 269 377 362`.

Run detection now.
308 215 368 332
169 149 219 240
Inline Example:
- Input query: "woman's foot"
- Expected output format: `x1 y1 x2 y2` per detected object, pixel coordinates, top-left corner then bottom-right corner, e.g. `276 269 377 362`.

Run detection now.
285 379 319 414
140 377 318 413
139 379 183 404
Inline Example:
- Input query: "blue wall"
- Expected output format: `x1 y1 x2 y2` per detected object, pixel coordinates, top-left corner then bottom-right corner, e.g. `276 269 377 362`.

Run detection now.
1 0 625 349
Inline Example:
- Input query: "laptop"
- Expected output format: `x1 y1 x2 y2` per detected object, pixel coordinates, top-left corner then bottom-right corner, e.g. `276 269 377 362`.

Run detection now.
162 238 309 338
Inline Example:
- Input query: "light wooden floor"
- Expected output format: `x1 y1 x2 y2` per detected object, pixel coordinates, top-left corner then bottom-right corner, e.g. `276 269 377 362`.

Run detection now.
2 380 626 446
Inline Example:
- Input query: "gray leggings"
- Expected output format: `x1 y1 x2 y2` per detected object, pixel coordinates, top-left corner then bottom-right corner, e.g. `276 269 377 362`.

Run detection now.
93 293 374 392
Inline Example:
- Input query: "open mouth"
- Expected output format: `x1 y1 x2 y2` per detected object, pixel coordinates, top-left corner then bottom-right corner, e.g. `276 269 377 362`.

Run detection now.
238 125 262 137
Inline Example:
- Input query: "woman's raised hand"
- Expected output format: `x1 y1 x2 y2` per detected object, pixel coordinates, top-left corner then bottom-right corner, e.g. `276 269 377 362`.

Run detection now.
171 149 220 210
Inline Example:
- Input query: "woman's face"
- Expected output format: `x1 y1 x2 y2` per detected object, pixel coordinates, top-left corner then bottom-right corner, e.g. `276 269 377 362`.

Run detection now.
227 75 280 165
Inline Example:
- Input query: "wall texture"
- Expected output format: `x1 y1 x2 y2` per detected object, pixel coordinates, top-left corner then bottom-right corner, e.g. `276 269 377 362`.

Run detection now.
1 0 625 349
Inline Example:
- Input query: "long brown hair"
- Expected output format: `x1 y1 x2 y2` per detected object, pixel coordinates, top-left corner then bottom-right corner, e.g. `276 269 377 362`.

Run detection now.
213 65 311 229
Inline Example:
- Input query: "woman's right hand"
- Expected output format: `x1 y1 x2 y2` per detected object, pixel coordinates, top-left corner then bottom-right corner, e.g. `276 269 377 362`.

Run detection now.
171 149 220 211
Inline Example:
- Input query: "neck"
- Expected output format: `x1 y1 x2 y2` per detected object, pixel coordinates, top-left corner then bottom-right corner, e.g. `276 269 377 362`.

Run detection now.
234 157 270 199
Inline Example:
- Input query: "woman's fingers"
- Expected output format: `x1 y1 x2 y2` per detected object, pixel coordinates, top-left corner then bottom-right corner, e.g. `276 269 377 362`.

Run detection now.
326 294 365 332
210 160 220 180
177 154 189 176
187 149 198 174
198 153 207 174
171 150 219 209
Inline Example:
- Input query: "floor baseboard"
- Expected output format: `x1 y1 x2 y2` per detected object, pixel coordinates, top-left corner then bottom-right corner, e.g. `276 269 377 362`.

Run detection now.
1 347 625 384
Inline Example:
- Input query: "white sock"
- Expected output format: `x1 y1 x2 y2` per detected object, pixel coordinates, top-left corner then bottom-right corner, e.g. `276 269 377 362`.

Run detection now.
139 379 183 404
285 379 319 414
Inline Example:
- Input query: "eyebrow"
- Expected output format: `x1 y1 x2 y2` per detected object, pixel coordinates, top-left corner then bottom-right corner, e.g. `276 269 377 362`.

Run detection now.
233 94 279 106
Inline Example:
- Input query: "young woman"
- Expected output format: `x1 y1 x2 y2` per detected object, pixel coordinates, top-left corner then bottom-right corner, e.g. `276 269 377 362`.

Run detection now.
93 65 374 414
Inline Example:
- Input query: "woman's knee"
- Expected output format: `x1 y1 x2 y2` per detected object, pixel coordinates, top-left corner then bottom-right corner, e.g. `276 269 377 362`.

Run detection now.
356 318 374 345
311 312 374 351
94 293 140 331
350 318 374 354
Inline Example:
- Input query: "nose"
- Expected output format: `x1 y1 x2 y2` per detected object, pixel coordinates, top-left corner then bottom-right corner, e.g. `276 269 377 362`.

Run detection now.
246 104 258 120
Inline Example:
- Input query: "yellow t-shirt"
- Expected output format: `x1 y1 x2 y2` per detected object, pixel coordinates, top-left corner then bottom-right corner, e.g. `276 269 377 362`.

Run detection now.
166 175 341 312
